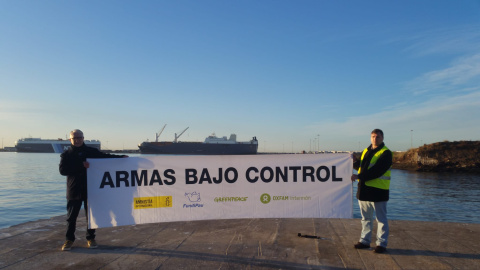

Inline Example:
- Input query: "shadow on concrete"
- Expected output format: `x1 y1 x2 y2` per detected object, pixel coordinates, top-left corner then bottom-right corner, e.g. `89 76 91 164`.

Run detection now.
386 248 480 259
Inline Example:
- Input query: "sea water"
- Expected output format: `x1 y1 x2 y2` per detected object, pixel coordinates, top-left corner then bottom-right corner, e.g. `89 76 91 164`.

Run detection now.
0 153 66 229
353 169 480 223
1 152 479 229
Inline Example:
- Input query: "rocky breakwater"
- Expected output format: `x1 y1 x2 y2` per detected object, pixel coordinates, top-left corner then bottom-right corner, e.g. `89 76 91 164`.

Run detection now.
393 141 480 173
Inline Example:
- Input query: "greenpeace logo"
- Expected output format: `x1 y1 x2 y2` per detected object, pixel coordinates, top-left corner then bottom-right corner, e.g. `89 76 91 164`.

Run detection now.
214 197 248 202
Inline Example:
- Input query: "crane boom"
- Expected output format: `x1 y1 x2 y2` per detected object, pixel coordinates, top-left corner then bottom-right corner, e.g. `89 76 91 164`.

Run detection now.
155 124 167 142
174 127 189 142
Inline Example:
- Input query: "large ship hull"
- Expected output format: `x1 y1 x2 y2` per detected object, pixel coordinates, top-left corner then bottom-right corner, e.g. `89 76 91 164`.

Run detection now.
15 139 101 153
138 141 258 155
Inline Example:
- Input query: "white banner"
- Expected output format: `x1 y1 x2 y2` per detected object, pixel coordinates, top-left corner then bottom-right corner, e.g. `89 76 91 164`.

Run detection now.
87 154 353 229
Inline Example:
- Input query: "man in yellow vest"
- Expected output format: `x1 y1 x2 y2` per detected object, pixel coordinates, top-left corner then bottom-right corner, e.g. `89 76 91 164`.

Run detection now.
351 129 392 253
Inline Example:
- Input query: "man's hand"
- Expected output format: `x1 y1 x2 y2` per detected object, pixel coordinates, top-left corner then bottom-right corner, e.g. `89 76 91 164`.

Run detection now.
351 174 358 182
83 161 89 168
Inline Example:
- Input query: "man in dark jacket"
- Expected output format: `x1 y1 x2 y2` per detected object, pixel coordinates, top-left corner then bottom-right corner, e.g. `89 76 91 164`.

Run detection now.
59 129 127 251
351 129 392 253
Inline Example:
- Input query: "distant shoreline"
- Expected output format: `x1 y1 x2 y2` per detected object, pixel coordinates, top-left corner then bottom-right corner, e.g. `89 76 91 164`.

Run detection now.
392 140 480 174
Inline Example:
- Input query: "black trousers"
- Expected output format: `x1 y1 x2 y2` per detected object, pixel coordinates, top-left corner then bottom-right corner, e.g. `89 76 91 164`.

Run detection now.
66 200 95 241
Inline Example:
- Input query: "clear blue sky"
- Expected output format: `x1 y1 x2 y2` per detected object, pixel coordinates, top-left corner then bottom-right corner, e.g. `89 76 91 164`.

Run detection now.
1 1 479 152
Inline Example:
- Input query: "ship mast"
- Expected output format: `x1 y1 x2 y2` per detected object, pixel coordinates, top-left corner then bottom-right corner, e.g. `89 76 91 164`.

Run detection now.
174 127 189 143
155 124 167 142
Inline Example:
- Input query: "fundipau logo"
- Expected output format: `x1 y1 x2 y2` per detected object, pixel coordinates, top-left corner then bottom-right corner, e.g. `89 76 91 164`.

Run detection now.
260 193 271 204
184 192 204 208
185 191 201 202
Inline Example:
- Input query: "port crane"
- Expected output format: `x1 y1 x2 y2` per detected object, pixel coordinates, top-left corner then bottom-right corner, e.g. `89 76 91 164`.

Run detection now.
174 127 189 143
155 124 167 142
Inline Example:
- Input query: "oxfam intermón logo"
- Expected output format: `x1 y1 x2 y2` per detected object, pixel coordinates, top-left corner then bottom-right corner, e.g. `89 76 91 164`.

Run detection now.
260 193 271 204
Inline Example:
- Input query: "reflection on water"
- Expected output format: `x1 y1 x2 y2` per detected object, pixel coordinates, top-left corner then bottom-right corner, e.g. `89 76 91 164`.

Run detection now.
353 169 480 223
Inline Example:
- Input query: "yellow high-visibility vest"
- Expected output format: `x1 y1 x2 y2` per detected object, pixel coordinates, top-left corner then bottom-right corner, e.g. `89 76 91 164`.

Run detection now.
358 146 391 190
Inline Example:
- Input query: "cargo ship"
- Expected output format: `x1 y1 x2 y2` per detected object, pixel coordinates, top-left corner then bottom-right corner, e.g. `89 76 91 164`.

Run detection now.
138 126 258 155
14 138 101 153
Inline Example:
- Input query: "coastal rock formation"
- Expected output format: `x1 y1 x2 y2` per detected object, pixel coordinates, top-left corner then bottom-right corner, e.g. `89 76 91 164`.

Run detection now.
393 141 480 173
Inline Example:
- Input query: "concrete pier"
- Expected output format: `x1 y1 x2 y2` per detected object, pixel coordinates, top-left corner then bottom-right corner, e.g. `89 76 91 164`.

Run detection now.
1 213 479 269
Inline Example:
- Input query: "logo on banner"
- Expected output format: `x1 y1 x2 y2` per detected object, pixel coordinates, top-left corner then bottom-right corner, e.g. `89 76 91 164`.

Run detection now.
134 196 172 209
260 193 312 204
214 196 248 202
184 192 204 208
260 193 271 204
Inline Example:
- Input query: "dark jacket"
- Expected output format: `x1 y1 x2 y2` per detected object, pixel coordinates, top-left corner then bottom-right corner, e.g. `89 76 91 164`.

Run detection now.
59 143 124 200
353 142 392 202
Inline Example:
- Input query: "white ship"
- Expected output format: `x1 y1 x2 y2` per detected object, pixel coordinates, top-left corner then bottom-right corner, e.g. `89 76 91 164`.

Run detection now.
15 138 101 153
